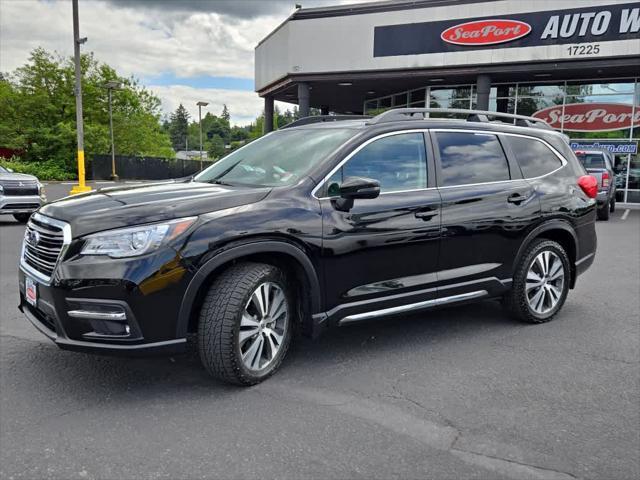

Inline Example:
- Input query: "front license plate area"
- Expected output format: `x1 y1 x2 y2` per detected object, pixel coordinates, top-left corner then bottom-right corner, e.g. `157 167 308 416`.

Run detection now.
25 276 37 307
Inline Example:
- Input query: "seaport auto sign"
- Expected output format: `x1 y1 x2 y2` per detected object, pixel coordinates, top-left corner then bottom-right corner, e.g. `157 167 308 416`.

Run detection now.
533 103 640 132
374 3 639 56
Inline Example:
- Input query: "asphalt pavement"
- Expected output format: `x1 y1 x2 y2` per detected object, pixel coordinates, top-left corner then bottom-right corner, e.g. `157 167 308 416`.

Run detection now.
1 182 638 480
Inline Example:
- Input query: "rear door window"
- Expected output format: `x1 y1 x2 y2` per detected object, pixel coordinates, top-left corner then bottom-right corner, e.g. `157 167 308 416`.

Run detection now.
508 136 564 178
434 132 510 187
575 153 606 169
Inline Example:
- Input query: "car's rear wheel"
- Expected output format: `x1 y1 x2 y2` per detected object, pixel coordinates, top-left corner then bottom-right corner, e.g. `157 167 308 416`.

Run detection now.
597 202 610 221
198 262 293 386
505 239 570 324
13 213 31 223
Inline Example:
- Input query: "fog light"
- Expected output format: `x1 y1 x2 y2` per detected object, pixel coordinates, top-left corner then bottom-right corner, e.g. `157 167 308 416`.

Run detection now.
83 319 132 339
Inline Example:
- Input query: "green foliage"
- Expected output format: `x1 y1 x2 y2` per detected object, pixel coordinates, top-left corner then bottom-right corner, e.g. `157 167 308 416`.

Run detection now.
169 103 190 150
207 134 226 160
0 157 73 180
0 48 175 175
221 104 230 122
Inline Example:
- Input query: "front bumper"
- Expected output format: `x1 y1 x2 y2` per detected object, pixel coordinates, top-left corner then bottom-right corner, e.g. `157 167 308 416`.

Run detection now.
0 194 44 214
18 247 192 356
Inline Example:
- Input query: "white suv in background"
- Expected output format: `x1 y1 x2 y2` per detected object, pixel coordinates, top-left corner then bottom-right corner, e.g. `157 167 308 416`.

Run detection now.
0 166 46 223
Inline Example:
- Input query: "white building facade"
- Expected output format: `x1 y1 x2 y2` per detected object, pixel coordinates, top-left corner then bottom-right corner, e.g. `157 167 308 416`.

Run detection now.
255 0 640 202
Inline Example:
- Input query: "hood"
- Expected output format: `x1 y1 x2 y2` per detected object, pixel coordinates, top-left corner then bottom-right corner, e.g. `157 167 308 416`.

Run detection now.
39 181 271 237
0 172 38 182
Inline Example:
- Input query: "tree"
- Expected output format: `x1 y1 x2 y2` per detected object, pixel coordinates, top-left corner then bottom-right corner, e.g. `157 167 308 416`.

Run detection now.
207 134 226 160
221 104 230 122
230 125 249 142
0 47 175 175
169 104 190 150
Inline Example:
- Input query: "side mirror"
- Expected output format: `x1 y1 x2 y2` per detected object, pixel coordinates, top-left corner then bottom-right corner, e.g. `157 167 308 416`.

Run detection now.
331 176 380 212
339 176 381 199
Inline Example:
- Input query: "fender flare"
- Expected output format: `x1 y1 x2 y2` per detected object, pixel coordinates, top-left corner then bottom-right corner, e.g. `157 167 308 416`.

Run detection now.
176 241 321 337
513 219 578 278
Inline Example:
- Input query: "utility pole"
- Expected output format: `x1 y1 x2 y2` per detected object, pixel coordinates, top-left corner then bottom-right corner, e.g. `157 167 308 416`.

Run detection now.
196 101 208 170
105 80 121 180
70 0 91 194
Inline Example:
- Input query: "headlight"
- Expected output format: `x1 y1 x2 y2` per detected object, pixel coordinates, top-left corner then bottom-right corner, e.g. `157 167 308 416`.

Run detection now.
37 182 46 199
81 217 196 258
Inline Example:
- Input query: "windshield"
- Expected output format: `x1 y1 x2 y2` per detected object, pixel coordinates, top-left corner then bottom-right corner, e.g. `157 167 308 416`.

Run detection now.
576 153 606 169
194 128 356 187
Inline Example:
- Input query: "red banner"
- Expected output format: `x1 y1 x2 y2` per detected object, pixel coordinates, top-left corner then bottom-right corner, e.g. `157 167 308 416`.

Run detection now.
441 19 532 46
533 103 640 132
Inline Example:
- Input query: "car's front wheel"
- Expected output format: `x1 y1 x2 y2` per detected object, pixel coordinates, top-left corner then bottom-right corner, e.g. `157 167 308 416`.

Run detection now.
505 239 570 324
198 262 293 386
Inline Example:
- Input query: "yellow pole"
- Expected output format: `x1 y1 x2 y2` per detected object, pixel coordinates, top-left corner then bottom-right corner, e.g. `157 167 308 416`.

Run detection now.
69 0 91 195
70 150 90 194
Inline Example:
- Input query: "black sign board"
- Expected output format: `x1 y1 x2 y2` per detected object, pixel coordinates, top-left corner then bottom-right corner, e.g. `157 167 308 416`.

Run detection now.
374 3 639 57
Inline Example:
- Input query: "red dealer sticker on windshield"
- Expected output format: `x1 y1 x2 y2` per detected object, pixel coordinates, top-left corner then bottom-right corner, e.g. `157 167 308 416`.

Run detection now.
441 19 532 46
533 103 640 132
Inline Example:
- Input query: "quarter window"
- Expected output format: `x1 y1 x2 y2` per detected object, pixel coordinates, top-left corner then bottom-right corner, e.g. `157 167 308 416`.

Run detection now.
435 132 510 187
509 137 563 178
327 133 427 194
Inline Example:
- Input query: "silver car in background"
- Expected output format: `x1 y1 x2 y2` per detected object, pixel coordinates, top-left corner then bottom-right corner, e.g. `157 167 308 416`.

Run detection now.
0 166 46 223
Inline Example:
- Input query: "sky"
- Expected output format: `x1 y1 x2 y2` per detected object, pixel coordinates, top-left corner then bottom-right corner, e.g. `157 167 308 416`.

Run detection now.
0 0 379 126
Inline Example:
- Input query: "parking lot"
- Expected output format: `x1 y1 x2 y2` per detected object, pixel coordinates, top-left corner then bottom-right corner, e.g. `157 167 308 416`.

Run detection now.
1 183 638 480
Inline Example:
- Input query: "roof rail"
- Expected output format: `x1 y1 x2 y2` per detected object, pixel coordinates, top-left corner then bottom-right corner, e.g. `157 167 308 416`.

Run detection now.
281 115 371 129
367 108 553 130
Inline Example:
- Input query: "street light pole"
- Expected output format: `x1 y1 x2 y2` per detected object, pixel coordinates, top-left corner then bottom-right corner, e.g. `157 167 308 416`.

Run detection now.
105 80 121 180
70 0 91 194
196 101 208 170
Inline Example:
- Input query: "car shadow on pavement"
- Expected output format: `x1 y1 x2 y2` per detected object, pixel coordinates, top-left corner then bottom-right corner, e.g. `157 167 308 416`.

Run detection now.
4 300 525 400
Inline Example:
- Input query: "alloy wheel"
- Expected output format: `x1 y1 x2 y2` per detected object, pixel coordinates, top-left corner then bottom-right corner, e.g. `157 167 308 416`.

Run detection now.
526 250 565 315
238 282 288 371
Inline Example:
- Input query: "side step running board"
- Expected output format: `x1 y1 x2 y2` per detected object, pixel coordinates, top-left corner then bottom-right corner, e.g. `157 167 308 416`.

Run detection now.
338 290 488 325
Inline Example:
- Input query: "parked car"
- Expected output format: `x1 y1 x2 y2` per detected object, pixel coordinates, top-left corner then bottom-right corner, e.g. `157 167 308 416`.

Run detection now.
572 149 616 220
18 109 597 385
0 166 46 223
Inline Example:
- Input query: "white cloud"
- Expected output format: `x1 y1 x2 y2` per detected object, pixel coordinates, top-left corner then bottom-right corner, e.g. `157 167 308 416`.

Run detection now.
0 0 381 125
0 0 280 78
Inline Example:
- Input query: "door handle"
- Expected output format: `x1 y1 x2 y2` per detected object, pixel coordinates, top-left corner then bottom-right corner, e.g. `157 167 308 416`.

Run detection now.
415 209 438 219
507 193 530 204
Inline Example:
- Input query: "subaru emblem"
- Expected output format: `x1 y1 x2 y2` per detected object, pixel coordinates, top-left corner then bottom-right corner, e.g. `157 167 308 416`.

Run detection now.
27 230 40 245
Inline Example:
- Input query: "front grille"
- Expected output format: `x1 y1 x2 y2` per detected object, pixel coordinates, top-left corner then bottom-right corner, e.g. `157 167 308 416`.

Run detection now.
22 215 68 280
2 203 39 210
1 180 38 196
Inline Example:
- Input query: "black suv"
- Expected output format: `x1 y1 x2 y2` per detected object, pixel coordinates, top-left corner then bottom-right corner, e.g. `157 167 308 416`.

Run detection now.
18 108 597 385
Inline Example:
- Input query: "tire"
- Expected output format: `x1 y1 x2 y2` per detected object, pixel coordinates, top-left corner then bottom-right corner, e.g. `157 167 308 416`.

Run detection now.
198 262 294 386
505 239 570 324
609 196 616 213
597 203 610 221
13 213 31 223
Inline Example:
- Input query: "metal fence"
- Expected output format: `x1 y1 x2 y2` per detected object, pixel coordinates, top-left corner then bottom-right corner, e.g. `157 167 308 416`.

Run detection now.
91 155 213 180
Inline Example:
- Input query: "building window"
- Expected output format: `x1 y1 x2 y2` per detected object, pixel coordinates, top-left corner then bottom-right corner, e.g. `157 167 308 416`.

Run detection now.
364 77 639 202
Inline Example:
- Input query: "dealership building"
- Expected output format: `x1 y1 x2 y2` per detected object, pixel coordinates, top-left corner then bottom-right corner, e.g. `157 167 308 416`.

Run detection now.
255 0 640 203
